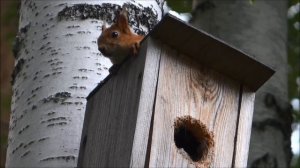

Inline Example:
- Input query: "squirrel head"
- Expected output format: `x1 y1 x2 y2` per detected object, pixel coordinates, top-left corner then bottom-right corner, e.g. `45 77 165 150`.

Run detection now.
97 7 134 59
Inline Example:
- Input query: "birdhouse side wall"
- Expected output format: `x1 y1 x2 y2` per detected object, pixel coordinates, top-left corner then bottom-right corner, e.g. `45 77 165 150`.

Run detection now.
233 88 255 167
78 39 159 167
129 38 162 167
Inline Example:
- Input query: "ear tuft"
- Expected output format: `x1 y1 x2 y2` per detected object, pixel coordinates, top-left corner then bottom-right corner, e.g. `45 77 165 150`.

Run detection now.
120 6 128 17
102 21 107 31
116 6 130 33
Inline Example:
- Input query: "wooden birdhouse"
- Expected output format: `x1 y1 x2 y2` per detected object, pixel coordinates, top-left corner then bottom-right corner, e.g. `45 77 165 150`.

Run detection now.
77 14 274 168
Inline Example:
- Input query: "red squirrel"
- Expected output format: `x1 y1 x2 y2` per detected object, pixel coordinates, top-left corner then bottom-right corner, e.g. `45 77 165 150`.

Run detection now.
97 7 144 65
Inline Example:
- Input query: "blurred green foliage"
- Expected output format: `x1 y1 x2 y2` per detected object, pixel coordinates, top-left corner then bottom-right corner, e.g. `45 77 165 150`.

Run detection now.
2 1 19 43
0 0 19 167
166 0 193 13
1 93 11 112
288 0 300 101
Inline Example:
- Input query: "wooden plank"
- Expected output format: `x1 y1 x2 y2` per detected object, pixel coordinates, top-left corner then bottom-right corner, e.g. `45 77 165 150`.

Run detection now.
149 14 274 91
148 45 241 167
233 87 255 167
129 38 162 167
78 40 153 167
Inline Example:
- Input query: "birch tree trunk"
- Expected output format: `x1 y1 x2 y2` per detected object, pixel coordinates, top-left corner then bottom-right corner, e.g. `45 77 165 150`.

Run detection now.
6 0 162 167
191 0 292 167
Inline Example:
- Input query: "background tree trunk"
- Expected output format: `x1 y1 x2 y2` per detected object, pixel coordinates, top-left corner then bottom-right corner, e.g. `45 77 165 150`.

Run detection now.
6 0 162 167
191 0 292 167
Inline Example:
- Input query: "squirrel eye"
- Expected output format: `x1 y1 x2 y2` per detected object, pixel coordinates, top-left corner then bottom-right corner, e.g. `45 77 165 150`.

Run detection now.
111 31 119 38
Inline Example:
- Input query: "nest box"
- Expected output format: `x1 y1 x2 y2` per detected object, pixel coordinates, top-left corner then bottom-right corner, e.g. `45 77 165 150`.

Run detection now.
78 14 274 167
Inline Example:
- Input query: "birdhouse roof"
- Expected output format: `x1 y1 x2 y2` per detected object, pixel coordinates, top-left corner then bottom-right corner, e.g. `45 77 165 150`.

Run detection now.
147 13 274 91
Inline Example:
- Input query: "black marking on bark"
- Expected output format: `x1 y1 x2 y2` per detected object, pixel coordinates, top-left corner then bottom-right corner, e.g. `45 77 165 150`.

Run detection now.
40 155 76 162
50 61 63 66
67 25 80 29
18 125 30 135
56 3 67 7
52 67 63 71
11 143 24 154
251 153 278 168
11 58 25 85
43 5 49 9
69 86 78 90
32 105 37 110
57 3 158 35
20 151 31 158
263 91 293 158
24 48 29 55
264 93 293 119
78 68 88 72
83 46 90 50
74 102 83 105
26 94 36 102
47 122 68 127
46 12 53 17
77 30 91 34
25 0 37 11
64 33 74 37
20 22 30 33
23 140 35 149
43 74 50 78
42 92 71 104
38 137 50 142
61 102 73 105
252 118 289 138
41 117 67 124
47 111 56 116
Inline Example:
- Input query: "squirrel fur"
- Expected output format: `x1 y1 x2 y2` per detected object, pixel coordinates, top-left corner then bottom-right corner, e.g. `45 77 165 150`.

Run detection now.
97 7 144 65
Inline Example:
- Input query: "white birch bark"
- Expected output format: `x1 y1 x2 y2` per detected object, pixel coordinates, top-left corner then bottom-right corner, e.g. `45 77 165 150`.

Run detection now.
6 0 162 167
191 0 291 167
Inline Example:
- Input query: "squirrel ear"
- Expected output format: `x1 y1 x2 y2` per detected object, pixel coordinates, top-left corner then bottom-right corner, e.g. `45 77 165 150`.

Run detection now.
120 6 128 17
102 21 107 31
116 6 130 33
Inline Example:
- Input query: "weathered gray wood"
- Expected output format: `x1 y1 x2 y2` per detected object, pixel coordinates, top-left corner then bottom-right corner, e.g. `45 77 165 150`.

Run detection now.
129 38 162 167
148 44 241 167
78 40 154 167
149 14 274 91
78 13 275 168
233 87 255 167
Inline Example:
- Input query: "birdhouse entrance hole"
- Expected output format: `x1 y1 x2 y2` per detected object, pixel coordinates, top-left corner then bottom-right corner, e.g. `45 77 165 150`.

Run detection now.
174 116 214 165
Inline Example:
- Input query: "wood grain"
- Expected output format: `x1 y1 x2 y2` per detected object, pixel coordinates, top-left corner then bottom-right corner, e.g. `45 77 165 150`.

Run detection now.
148 44 241 167
233 87 255 167
78 39 155 167
129 38 162 167
78 35 258 167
